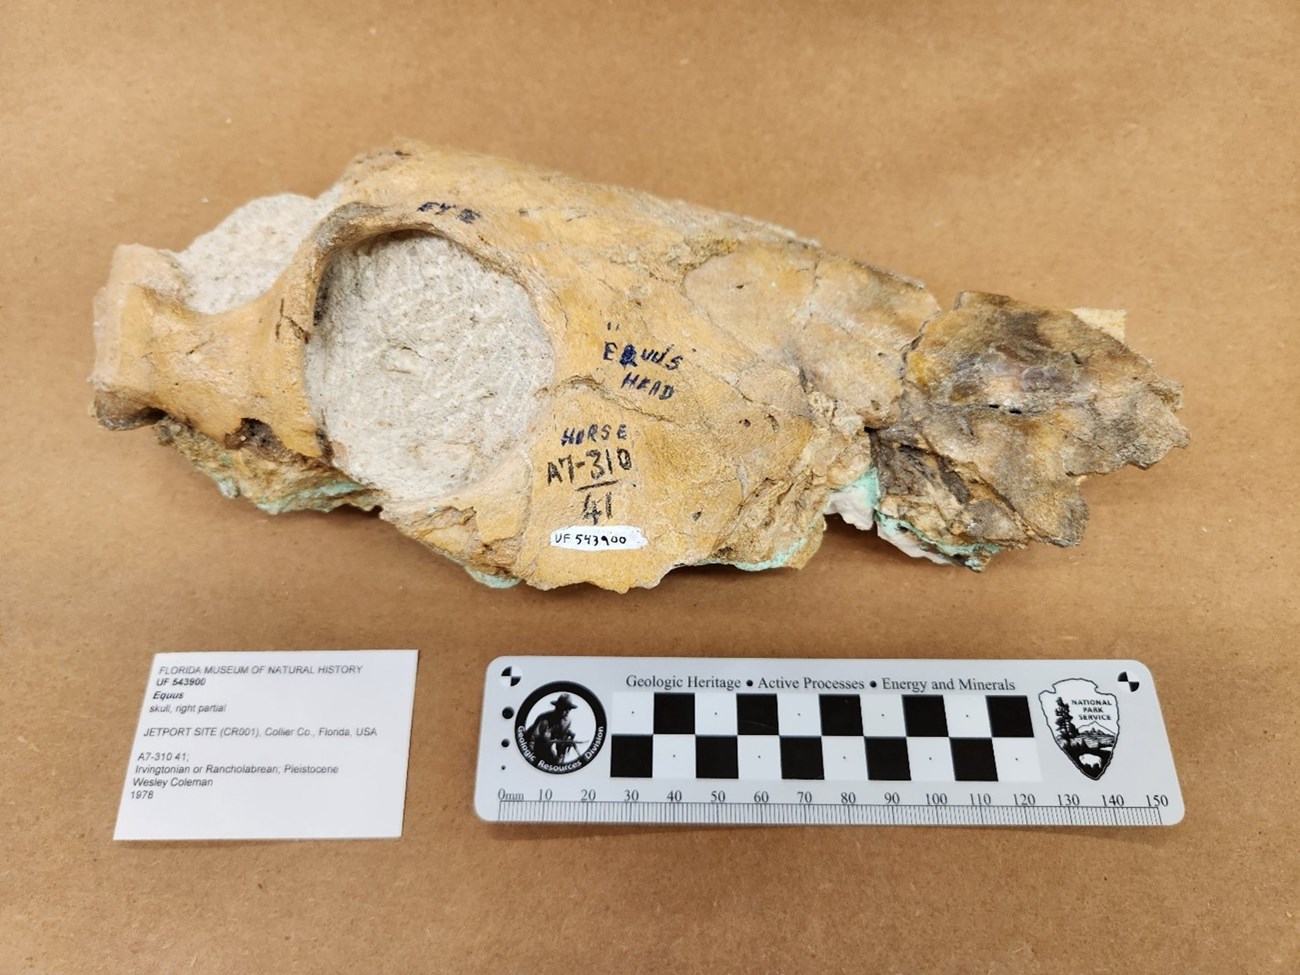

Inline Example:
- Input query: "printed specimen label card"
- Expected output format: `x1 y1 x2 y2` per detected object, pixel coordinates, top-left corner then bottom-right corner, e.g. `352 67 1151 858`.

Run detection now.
114 650 418 841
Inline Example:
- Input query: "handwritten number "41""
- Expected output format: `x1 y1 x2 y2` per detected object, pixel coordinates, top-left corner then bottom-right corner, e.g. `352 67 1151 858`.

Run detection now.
582 491 613 525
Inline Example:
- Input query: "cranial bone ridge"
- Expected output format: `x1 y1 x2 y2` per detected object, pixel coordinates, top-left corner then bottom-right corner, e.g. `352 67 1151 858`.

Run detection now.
91 142 1188 591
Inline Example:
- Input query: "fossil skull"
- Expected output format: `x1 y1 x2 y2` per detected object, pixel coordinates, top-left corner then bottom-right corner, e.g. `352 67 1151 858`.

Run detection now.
91 142 1187 591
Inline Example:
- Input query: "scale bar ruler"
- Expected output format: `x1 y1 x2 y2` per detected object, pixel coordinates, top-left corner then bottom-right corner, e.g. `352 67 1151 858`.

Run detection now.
475 657 1182 827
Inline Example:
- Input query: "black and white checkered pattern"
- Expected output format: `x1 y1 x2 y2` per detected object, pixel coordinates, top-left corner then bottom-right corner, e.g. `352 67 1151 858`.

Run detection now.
607 692 1040 782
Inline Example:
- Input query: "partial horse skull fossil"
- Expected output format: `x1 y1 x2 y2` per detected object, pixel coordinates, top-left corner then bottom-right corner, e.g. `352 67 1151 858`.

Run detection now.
91 143 1187 591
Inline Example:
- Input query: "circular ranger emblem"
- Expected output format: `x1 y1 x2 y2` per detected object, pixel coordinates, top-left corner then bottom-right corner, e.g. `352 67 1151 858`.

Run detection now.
514 681 607 774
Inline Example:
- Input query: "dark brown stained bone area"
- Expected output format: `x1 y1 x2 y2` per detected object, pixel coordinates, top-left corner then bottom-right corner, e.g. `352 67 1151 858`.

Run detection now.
870 293 1188 558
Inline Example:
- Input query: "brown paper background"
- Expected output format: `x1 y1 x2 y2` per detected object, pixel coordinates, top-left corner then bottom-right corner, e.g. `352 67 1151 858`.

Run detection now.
2 1 1297 972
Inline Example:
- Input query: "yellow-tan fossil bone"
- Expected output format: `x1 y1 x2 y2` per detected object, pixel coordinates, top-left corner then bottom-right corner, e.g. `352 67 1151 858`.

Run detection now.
91 143 1188 591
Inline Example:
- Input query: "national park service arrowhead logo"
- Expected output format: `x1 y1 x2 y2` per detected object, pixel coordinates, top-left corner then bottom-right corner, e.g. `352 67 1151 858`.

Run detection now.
1038 679 1119 780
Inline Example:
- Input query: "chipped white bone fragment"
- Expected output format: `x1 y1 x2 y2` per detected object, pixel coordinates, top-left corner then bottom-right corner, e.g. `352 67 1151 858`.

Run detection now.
91 143 1188 591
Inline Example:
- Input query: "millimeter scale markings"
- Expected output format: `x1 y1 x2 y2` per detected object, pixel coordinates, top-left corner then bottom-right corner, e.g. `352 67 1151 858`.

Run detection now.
476 657 1182 827
494 801 1169 827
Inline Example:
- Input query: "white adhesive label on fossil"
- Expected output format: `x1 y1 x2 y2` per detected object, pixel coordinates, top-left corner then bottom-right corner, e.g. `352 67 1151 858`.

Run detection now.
549 526 648 550
114 650 417 841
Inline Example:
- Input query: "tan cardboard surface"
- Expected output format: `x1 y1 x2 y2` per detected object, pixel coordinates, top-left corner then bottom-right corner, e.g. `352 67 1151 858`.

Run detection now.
1 1 1296 971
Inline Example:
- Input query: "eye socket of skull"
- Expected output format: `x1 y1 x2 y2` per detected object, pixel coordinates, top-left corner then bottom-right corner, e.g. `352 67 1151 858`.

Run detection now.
303 229 555 504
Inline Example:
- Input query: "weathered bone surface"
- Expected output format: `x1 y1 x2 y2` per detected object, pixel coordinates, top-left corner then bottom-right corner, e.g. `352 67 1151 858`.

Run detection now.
91 142 1188 591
